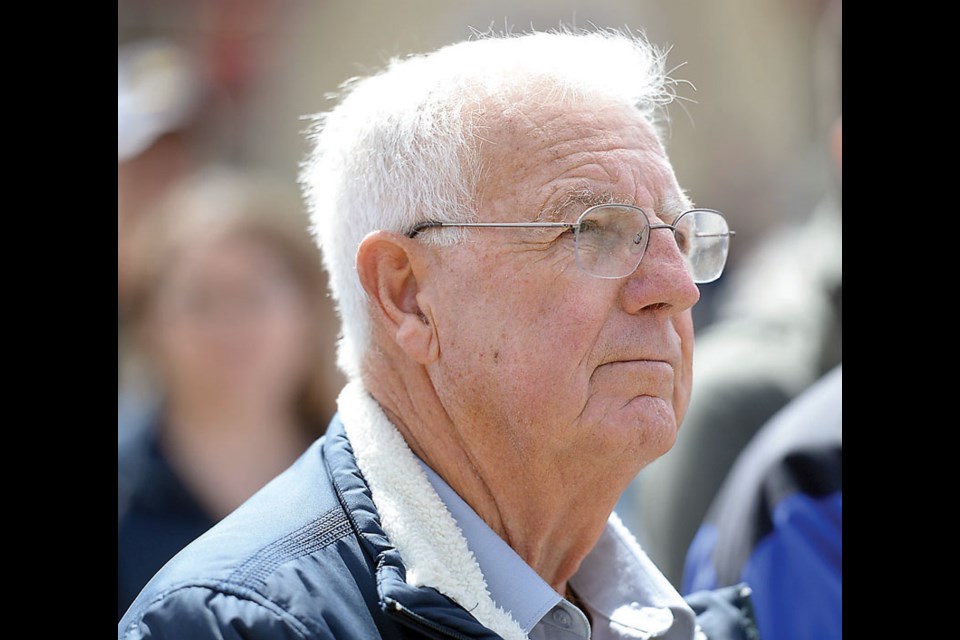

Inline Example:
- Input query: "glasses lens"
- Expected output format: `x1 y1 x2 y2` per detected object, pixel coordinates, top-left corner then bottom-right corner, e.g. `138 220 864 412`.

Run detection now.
674 209 731 283
575 205 648 279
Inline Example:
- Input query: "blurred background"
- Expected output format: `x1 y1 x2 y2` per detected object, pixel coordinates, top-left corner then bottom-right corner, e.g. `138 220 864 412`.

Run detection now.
118 0 840 616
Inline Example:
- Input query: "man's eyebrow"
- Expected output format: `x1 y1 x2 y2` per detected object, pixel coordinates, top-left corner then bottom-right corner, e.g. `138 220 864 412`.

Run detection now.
537 187 632 222
537 186 692 223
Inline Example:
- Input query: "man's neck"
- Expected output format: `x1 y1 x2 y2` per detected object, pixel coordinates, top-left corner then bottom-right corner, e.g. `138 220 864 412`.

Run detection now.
361 364 617 594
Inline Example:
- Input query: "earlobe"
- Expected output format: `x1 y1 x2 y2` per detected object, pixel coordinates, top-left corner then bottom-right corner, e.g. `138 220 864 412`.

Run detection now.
356 231 439 365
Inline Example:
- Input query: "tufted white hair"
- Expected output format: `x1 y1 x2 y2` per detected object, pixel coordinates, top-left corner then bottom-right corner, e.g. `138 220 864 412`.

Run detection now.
300 28 677 379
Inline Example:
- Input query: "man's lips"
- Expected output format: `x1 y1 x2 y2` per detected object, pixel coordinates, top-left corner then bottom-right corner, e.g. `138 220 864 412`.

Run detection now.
593 359 676 399
603 357 675 367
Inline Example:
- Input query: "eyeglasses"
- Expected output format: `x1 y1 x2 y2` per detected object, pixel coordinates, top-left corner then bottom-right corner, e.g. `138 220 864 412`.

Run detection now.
407 204 734 283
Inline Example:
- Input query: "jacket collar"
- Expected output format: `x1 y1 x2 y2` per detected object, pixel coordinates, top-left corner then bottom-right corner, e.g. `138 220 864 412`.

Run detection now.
324 381 525 639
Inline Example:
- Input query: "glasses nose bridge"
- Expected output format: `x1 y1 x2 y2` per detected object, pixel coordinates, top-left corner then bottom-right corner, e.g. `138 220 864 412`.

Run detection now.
647 220 677 235
636 219 689 276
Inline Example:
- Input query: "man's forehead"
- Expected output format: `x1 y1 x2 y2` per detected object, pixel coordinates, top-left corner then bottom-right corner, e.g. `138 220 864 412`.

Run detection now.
475 100 686 221
486 99 654 148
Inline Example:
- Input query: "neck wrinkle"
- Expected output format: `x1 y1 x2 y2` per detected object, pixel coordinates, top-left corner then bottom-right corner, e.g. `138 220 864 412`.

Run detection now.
362 360 508 544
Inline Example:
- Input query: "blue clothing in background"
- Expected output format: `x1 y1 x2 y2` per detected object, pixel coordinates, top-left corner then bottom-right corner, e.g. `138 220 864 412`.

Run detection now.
117 416 215 619
683 366 841 640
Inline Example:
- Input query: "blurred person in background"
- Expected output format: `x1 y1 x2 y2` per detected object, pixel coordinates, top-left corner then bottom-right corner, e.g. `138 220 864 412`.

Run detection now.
118 40 204 442
630 0 842 584
683 365 841 640
117 168 343 617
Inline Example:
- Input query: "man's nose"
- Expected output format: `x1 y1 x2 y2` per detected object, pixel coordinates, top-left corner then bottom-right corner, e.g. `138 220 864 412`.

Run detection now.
619 225 700 315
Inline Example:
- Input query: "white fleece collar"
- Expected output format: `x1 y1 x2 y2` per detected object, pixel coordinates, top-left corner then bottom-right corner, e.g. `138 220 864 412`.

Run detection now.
337 381 528 640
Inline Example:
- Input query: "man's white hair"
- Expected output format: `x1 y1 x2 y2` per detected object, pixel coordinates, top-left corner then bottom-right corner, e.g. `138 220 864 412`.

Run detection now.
301 29 676 379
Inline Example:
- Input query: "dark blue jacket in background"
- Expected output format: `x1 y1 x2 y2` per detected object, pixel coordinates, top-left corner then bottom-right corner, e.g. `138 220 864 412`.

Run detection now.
684 366 842 640
120 417 755 639
118 416 217 618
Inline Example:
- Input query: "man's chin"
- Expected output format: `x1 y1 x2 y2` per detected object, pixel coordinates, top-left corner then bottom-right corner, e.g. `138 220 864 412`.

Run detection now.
595 396 679 467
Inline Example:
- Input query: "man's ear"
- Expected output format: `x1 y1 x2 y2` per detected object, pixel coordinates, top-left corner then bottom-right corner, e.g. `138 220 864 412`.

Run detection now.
356 231 439 365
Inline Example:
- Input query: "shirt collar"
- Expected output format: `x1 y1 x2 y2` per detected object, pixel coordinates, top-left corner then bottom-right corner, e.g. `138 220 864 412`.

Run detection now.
416 457 696 639
571 514 696 639
416 458 560 633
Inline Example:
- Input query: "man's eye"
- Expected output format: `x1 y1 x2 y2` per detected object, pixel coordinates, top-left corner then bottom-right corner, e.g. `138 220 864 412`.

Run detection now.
578 220 602 234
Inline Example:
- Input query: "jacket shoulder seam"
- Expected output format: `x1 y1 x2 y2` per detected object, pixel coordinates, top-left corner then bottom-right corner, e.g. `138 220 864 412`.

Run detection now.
224 506 353 589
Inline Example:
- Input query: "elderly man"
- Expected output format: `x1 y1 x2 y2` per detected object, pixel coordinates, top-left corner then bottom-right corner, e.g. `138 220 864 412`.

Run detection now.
119 30 749 640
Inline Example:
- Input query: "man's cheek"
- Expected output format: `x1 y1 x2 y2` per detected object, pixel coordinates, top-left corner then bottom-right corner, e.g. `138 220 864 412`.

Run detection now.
672 311 695 427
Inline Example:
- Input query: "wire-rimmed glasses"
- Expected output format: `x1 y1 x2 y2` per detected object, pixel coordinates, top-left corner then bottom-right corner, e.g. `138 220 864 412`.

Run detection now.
407 204 734 283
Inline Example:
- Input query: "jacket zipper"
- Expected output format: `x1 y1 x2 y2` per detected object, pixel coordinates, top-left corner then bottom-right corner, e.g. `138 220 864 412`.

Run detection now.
386 599 477 640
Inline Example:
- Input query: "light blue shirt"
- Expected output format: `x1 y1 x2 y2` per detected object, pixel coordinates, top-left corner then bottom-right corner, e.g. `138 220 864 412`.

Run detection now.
416 459 697 640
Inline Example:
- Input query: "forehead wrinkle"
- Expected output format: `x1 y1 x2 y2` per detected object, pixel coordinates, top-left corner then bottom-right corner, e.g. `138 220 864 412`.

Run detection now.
532 150 682 224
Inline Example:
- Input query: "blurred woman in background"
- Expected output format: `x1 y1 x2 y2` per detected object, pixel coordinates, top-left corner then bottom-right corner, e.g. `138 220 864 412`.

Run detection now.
117 168 343 617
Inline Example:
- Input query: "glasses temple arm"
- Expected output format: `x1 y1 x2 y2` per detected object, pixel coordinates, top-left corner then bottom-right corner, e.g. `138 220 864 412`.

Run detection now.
407 221 577 238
